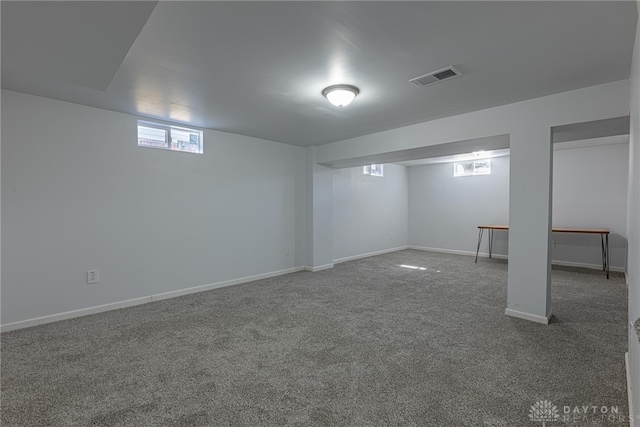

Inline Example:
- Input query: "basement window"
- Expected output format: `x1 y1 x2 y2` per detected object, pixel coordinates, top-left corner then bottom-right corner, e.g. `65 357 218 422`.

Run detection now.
137 120 203 154
454 160 491 177
363 164 384 177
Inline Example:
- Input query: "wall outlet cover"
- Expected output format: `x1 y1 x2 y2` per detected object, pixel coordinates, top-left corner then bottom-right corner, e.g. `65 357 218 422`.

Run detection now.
87 270 99 284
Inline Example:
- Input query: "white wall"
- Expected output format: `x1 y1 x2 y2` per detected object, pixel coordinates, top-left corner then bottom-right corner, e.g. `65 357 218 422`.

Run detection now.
305 148 334 271
407 144 628 269
409 144 629 270
316 81 629 166
333 164 408 262
408 156 510 256
314 80 629 323
1 90 306 327
553 143 628 269
627 8 640 423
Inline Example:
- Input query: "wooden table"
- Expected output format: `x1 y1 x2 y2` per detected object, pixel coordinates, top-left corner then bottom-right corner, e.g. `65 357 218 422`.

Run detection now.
475 224 610 279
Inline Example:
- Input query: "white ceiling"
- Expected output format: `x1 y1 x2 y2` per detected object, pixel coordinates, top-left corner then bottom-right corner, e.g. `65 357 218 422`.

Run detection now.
2 1 637 147
1 2 158 91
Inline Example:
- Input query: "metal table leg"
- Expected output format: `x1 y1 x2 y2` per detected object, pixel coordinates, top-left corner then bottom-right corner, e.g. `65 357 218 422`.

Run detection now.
601 233 610 279
605 233 609 279
601 234 606 272
475 228 484 263
489 229 494 259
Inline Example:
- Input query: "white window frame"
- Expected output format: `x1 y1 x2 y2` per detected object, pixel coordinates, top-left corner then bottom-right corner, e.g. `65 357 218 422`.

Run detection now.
453 159 491 177
137 120 204 154
363 164 384 177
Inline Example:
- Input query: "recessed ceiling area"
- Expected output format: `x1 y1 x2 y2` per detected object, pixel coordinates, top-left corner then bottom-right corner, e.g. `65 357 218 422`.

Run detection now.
1 1 637 146
325 115 631 169
395 134 630 168
396 148 511 168
322 134 511 168
389 116 630 168
552 116 630 143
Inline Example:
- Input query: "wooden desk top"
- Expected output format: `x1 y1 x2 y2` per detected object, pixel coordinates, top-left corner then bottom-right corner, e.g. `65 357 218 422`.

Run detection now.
478 225 609 234
551 227 610 234
478 224 509 230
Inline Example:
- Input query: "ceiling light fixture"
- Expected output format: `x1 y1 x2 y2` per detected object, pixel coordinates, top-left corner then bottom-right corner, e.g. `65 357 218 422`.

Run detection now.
322 84 360 107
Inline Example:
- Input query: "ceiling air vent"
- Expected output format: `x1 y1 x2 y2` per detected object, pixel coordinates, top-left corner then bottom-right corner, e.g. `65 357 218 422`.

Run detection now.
409 66 462 88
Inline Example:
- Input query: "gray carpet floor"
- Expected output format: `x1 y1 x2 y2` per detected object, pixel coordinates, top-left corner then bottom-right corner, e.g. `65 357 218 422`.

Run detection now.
1 250 629 426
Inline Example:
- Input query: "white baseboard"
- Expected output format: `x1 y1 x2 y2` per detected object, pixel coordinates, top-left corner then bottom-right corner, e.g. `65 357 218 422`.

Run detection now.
505 308 552 324
306 245 409 272
408 246 625 272
151 266 305 302
626 351 635 427
409 245 470 255
1 296 152 333
1 266 305 333
551 259 625 273
304 263 334 272
408 245 508 259
333 246 409 264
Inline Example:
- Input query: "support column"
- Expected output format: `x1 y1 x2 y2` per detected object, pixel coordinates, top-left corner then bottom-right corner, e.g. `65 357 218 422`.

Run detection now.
305 146 334 271
506 127 553 324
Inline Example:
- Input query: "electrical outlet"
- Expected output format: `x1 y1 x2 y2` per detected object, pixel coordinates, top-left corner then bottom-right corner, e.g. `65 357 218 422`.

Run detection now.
87 270 99 284
285 246 291 255
552 241 556 248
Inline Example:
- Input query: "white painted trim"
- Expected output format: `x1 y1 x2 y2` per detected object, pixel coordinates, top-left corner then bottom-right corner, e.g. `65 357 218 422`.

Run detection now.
0 296 152 332
627 351 635 427
625 272 630 287
409 245 508 259
333 246 408 264
304 264 334 272
150 267 305 302
408 246 625 272
550 259 625 273
505 308 552 324
1 266 305 332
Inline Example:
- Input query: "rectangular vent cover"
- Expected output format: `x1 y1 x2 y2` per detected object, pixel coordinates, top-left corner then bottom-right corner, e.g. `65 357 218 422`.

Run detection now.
409 66 462 88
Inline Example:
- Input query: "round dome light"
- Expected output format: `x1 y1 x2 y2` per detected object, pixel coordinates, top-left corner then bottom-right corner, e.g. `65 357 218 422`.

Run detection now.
322 84 360 107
